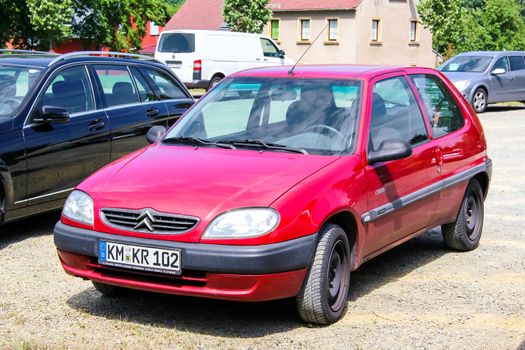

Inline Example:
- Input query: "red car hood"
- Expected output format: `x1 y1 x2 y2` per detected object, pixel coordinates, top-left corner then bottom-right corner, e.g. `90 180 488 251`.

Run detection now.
81 145 338 234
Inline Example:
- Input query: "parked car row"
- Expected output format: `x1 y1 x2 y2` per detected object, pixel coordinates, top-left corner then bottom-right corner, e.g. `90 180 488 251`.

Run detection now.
0 50 194 224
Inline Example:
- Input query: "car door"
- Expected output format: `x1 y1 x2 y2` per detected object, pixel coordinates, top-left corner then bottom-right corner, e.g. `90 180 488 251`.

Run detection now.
141 67 194 128
91 64 170 161
488 56 515 102
410 73 476 223
363 74 439 257
508 55 525 100
259 38 286 66
23 64 110 205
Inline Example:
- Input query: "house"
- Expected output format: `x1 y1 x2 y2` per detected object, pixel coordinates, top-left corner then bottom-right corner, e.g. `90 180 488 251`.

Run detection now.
164 0 434 67
266 0 435 67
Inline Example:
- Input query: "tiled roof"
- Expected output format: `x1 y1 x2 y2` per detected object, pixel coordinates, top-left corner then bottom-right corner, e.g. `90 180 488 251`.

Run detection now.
269 0 362 11
165 0 225 30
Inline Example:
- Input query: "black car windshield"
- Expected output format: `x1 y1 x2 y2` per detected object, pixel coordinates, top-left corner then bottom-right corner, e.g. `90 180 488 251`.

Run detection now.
165 77 362 155
439 56 493 73
0 65 42 118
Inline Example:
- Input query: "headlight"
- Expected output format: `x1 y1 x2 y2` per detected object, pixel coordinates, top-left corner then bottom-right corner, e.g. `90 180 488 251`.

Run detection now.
63 190 94 225
453 79 471 92
203 208 280 239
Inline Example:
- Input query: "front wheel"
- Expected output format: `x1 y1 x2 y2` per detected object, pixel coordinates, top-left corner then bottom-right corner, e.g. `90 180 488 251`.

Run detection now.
472 88 487 113
442 179 484 251
296 224 351 325
92 281 128 297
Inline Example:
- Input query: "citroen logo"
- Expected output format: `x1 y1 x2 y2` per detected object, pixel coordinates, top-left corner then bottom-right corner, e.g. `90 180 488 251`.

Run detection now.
133 209 156 232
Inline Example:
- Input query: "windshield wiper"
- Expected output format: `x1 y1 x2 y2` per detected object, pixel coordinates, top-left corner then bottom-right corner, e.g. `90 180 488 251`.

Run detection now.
221 139 308 154
162 136 236 149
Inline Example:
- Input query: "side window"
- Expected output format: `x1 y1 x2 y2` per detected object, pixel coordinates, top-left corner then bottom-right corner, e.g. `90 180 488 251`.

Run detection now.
509 56 525 71
410 74 465 138
260 38 280 57
143 68 187 100
129 67 156 102
41 65 94 115
493 57 509 72
369 76 428 151
93 65 139 107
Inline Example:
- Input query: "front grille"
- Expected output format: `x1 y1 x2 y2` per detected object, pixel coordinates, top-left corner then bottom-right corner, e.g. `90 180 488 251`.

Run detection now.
100 208 199 234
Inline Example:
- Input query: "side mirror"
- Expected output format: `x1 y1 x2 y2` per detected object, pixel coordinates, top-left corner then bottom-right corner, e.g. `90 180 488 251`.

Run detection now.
34 106 70 124
368 140 412 165
278 49 286 59
146 125 166 144
491 68 506 75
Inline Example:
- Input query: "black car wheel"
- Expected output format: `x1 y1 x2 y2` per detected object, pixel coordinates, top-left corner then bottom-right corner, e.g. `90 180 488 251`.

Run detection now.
92 281 128 297
296 224 351 325
208 75 223 90
472 88 487 113
442 179 484 251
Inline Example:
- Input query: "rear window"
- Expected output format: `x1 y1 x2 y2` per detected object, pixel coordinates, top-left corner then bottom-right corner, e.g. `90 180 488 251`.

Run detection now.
158 33 195 53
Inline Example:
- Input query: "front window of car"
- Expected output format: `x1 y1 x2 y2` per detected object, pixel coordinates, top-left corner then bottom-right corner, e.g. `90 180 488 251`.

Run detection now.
439 56 493 73
165 77 362 155
0 65 42 118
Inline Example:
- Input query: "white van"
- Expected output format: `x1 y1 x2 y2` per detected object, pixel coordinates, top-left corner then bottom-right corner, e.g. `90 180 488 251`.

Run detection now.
154 30 294 90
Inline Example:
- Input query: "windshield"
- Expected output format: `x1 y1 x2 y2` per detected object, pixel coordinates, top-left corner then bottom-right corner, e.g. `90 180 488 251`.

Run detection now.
439 56 493 73
165 77 362 155
0 65 42 118
158 33 195 53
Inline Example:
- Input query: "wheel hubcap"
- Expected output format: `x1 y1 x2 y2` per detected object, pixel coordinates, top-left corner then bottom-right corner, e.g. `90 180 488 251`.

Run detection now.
474 92 486 111
464 192 481 240
326 240 350 312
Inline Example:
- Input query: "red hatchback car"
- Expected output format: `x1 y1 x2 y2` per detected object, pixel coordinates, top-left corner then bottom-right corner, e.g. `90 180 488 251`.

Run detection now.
55 65 491 325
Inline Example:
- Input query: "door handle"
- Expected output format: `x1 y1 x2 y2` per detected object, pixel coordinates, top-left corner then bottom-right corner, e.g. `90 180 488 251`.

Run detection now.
256 58 261 61
88 119 105 131
146 108 159 117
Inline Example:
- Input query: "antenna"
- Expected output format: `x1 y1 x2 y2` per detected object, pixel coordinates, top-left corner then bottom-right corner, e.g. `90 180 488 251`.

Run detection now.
288 22 329 76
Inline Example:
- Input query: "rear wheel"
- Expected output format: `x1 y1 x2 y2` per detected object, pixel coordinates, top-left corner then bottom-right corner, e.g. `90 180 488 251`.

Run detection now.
92 281 128 297
296 224 351 325
442 179 484 251
208 75 224 90
472 88 487 113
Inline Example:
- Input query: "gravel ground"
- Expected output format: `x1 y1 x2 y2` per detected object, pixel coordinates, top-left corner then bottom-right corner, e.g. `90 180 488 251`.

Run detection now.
1 106 524 350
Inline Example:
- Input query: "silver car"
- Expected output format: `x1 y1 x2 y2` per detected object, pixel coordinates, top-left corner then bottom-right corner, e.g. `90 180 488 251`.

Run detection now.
438 51 525 113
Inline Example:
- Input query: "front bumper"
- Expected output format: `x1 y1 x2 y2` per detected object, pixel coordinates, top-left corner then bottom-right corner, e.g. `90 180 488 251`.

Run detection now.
54 222 316 301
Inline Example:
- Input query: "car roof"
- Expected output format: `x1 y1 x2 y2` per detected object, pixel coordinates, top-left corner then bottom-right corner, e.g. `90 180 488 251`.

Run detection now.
231 64 430 80
0 54 165 70
457 51 525 57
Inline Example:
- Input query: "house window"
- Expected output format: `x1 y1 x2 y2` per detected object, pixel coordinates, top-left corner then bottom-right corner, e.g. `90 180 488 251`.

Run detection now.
410 20 419 42
371 19 381 42
300 19 311 41
327 19 338 41
270 19 280 41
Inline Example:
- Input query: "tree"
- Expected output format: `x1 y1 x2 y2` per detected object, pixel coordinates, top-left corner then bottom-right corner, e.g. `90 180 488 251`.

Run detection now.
223 0 272 33
71 0 171 52
0 0 171 52
417 0 466 58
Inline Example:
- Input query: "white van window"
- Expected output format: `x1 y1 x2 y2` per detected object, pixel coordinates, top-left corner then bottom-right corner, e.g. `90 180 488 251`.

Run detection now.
158 33 195 53
260 38 280 58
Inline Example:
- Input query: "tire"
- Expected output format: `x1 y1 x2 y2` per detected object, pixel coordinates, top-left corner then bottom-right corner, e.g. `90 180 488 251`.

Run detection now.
472 88 487 114
208 75 223 90
296 224 351 325
92 281 127 297
442 179 484 251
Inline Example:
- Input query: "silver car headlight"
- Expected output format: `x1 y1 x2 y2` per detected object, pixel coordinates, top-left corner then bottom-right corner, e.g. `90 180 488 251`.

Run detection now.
203 208 280 239
63 190 94 225
454 79 471 92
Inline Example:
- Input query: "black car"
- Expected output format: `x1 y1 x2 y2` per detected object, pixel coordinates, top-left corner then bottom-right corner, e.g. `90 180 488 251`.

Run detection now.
0 50 194 224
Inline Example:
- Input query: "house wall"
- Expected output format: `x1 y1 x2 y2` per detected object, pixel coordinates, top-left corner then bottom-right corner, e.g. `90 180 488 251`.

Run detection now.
355 0 435 67
265 10 358 65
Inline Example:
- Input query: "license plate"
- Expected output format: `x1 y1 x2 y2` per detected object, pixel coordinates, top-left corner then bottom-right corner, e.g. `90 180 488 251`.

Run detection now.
168 63 181 69
99 241 181 275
